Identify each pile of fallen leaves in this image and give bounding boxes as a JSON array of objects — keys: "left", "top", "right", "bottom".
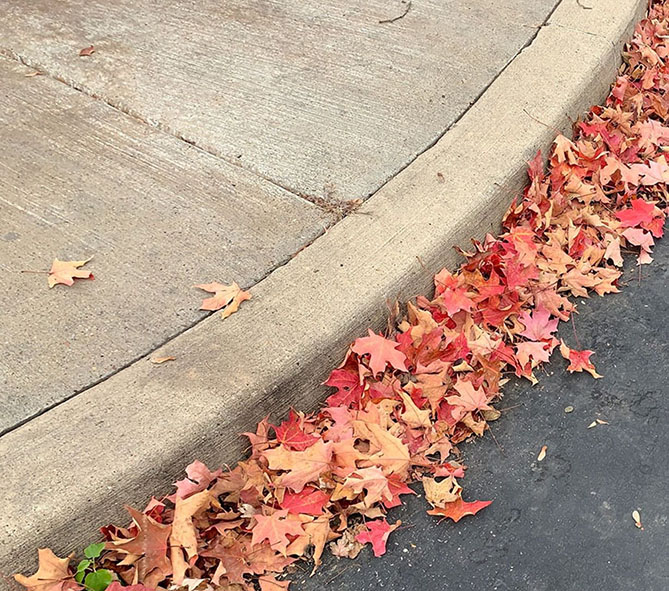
[{"left": 17, "top": 3, "right": 669, "bottom": 591}]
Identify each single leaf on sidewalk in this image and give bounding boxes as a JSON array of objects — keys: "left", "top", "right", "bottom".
[
  {"left": 151, "top": 356, "right": 175, "bottom": 364},
  {"left": 194, "top": 281, "right": 251, "bottom": 318},
  {"left": 48, "top": 257, "right": 94, "bottom": 288}
]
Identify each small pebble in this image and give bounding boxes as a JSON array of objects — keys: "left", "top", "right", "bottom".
[{"left": 564, "top": 405, "right": 574, "bottom": 413}]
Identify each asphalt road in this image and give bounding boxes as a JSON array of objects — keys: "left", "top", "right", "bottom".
[{"left": 295, "top": 230, "right": 669, "bottom": 591}]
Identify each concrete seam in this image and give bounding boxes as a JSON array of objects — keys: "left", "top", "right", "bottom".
[
  {"left": 0, "top": 0, "right": 562, "bottom": 213},
  {"left": 0, "top": 46, "right": 332, "bottom": 212}
]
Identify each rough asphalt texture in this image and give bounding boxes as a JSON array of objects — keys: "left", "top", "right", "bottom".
[{"left": 295, "top": 235, "right": 669, "bottom": 590}]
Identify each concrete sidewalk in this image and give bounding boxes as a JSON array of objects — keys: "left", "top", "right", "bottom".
[
  {"left": 1, "top": 0, "right": 555, "bottom": 436},
  {"left": 0, "top": 0, "right": 646, "bottom": 584}
]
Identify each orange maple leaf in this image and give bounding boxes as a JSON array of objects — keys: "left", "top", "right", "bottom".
[
  {"left": 342, "top": 467, "right": 393, "bottom": 507},
  {"left": 446, "top": 378, "right": 492, "bottom": 421},
  {"left": 170, "top": 490, "right": 213, "bottom": 584},
  {"left": 14, "top": 548, "right": 81, "bottom": 591},
  {"left": 194, "top": 281, "right": 251, "bottom": 318},
  {"left": 263, "top": 439, "right": 333, "bottom": 492},
  {"left": 48, "top": 257, "right": 94, "bottom": 288},
  {"left": 353, "top": 420, "right": 410, "bottom": 477},
  {"left": 427, "top": 495, "right": 492, "bottom": 523},
  {"left": 259, "top": 575, "right": 290, "bottom": 591},
  {"left": 251, "top": 510, "right": 304, "bottom": 555}
]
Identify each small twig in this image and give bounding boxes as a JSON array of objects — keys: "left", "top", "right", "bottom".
[
  {"left": 20, "top": 269, "right": 49, "bottom": 274},
  {"left": 379, "top": 0, "right": 412, "bottom": 24},
  {"left": 576, "top": 0, "right": 593, "bottom": 9},
  {"left": 570, "top": 315, "right": 583, "bottom": 350},
  {"left": 415, "top": 255, "right": 428, "bottom": 271},
  {"left": 487, "top": 423, "right": 505, "bottom": 456},
  {"left": 324, "top": 564, "right": 355, "bottom": 585},
  {"left": 498, "top": 403, "right": 523, "bottom": 412}
]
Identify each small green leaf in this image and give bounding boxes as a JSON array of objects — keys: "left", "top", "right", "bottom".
[
  {"left": 84, "top": 569, "right": 113, "bottom": 591},
  {"left": 75, "top": 571, "right": 86, "bottom": 584},
  {"left": 84, "top": 542, "right": 106, "bottom": 559},
  {"left": 76, "top": 559, "right": 91, "bottom": 573}
]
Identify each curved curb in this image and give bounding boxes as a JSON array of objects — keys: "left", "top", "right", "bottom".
[{"left": 0, "top": 0, "right": 647, "bottom": 583}]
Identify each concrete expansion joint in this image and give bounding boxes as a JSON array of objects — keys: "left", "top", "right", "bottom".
[{"left": 0, "top": 46, "right": 322, "bottom": 210}]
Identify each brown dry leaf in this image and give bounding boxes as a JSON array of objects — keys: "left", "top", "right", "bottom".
[
  {"left": 48, "top": 257, "right": 94, "bottom": 288},
  {"left": 353, "top": 420, "right": 410, "bottom": 477},
  {"left": 263, "top": 440, "right": 333, "bottom": 492},
  {"left": 24, "top": 71, "right": 42, "bottom": 77},
  {"left": 170, "top": 491, "right": 214, "bottom": 584},
  {"left": 423, "top": 476, "right": 461, "bottom": 508},
  {"left": 151, "top": 356, "right": 175, "bottom": 364},
  {"left": 329, "top": 525, "right": 365, "bottom": 559},
  {"left": 481, "top": 408, "right": 501, "bottom": 421},
  {"left": 79, "top": 45, "right": 95, "bottom": 56},
  {"left": 303, "top": 516, "right": 336, "bottom": 574}
]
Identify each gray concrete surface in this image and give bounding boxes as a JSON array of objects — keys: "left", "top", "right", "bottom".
[
  {"left": 0, "top": 55, "right": 328, "bottom": 434},
  {"left": 297, "top": 236, "right": 669, "bottom": 591},
  {"left": 0, "top": 0, "right": 646, "bottom": 583},
  {"left": 0, "top": 0, "right": 557, "bottom": 203}
]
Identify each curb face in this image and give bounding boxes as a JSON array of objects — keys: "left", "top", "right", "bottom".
[{"left": 1, "top": 0, "right": 647, "bottom": 583}]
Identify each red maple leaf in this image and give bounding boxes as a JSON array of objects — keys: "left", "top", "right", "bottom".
[
  {"left": 382, "top": 475, "right": 416, "bottom": 509},
  {"left": 616, "top": 198, "right": 657, "bottom": 227},
  {"left": 280, "top": 488, "right": 330, "bottom": 516},
  {"left": 560, "top": 340, "right": 602, "bottom": 378},
  {"left": 273, "top": 410, "right": 319, "bottom": 451},
  {"left": 436, "top": 286, "right": 473, "bottom": 316},
  {"left": 354, "top": 519, "right": 400, "bottom": 557},
  {"left": 351, "top": 329, "right": 408, "bottom": 376},
  {"left": 427, "top": 496, "right": 492, "bottom": 523},
  {"left": 323, "top": 368, "right": 364, "bottom": 408}
]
